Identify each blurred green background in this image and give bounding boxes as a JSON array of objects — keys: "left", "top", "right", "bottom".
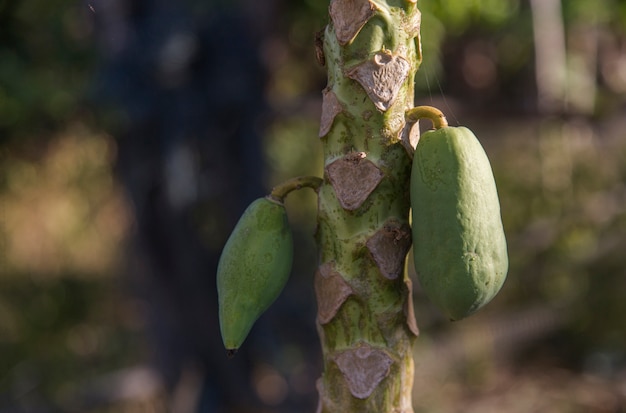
[{"left": 1, "top": 0, "right": 625, "bottom": 412}]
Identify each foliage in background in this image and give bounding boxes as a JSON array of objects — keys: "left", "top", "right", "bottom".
[
  {"left": 0, "top": 1, "right": 145, "bottom": 409},
  {"left": 0, "top": 125, "right": 129, "bottom": 276},
  {"left": 0, "top": 0, "right": 93, "bottom": 140}
]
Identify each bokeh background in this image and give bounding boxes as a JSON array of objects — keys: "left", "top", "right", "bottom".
[{"left": 1, "top": 0, "right": 625, "bottom": 412}]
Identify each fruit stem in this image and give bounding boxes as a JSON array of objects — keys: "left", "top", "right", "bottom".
[
  {"left": 405, "top": 105, "right": 448, "bottom": 129},
  {"left": 268, "top": 175, "right": 324, "bottom": 203}
]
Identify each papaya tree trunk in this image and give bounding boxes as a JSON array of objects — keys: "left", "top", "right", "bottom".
[{"left": 314, "top": 1, "right": 422, "bottom": 412}]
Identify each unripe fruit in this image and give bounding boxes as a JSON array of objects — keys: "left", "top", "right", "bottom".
[
  {"left": 217, "top": 197, "right": 293, "bottom": 353},
  {"left": 410, "top": 126, "right": 508, "bottom": 321}
]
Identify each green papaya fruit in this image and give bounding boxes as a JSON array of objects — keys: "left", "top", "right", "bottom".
[
  {"left": 410, "top": 126, "right": 508, "bottom": 321},
  {"left": 217, "top": 197, "right": 293, "bottom": 353}
]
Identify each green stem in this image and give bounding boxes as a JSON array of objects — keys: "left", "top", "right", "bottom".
[
  {"left": 405, "top": 105, "right": 448, "bottom": 129},
  {"left": 314, "top": 1, "right": 422, "bottom": 412},
  {"left": 268, "top": 175, "right": 324, "bottom": 203}
]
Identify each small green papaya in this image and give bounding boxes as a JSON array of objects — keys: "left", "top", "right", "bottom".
[
  {"left": 217, "top": 197, "right": 293, "bottom": 353},
  {"left": 410, "top": 126, "right": 508, "bottom": 321}
]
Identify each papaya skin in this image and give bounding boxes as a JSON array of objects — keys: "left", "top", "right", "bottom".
[
  {"left": 410, "top": 126, "right": 508, "bottom": 321},
  {"left": 217, "top": 197, "right": 293, "bottom": 351}
]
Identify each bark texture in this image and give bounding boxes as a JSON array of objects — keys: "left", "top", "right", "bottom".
[{"left": 315, "top": 1, "right": 422, "bottom": 412}]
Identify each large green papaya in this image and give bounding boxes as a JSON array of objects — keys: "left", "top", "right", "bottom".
[
  {"left": 217, "top": 197, "right": 293, "bottom": 354},
  {"left": 410, "top": 126, "right": 508, "bottom": 321}
]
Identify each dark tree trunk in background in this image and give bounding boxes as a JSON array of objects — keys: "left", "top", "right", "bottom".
[{"left": 90, "top": 1, "right": 280, "bottom": 411}]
